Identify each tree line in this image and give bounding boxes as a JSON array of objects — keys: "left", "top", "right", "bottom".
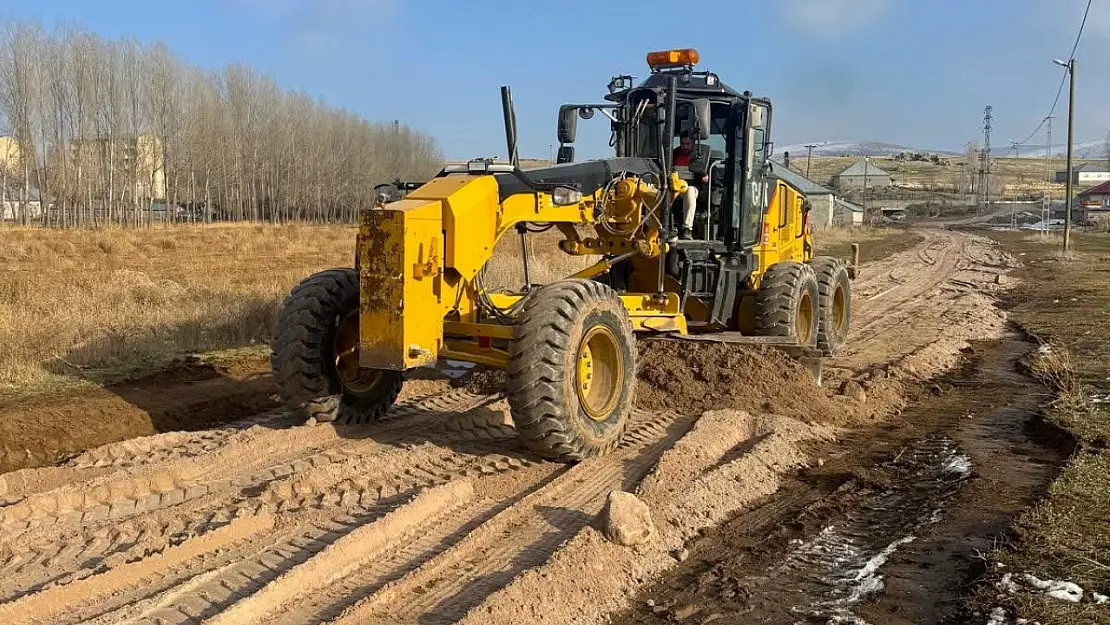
[{"left": 0, "top": 20, "right": 444, "bottom": 227}]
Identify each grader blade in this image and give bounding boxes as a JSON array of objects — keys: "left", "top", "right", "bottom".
[{"left": 644, "top": 332, "right": 827, "bottom": 387}]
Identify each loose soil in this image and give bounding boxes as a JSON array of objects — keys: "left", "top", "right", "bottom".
[
  {"left": 0, "top": 228, "right": 1028, "bottom": 625},
  {"left": 635, "top": 341, "right": 904, "bottom": 426},
  {"left": 608, "top": 332, "right": 1072, "bottom": 625}
]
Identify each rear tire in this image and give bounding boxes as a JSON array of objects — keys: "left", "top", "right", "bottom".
[
  {"left": 809, "top": 256, "right": 852, "bottom": 356},
  {"left": 506, "top": 279, "right": 636, "bottom": 463},
  {"left": 754, "top": 261, "right": 819, "bottom": 346},
  {"left": 270, "top": 268, "right": 402, "bottom": 424}
]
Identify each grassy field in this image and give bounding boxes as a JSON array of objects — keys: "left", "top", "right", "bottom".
[
  {"left": 0, "top": 224, "right": 357, "bottom": 397},
  {"left": 0, "top": 222, "right": 912, "bottom": 400},
  {"left": 977, "top": 229, "right": 1110, "bottom": 624},
  {"left": 813, "top": 225, "right": 922, "bottom": 263}
]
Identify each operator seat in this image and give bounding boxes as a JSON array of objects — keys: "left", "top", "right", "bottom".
[{"left": 670, "top": 146, "right": 723, "bottom": 241}]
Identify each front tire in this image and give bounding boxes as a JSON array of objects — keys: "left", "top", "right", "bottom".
[
  {"left": 754, "top": 261, "right": 820, "bottom": 346},
  {"left": 270, "top": 268, "right": 402, "bottom": 424},
  {"left": 506, "top": 279, "right": 636, "bottom": 463}
]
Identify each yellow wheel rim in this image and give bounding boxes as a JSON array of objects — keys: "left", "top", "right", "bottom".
[
  {"left": 576, "top": 325, "right": 624, "bottom": 422},
  {"left": 831, "top": 284, "right": 847, "bottom": 334},
  {"left": 796, "top": 290, "right": 815, "bottom": 345},
  {"left": 334, "top": 313, "right": 384, "bottom": 394}
]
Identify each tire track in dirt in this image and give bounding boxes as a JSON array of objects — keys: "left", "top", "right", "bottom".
[
  {"left": 833, "top": 229, "right": 1012, "bottom": 373},
  {"left": 0, "top": 391, "right": 517, "bottom": 604},
  {"left": 0, "top": 389, "right": 495, "bottom": 532},
  {"left": 0, "top": 512, "right": 277, "bottom": 625},
  {"left": 0, "top": 401, "right": 688, "bottom": 624},
  {"left": 206, "top": 480, "right": 477, "bottom": 625},
  {"left": 329, "top": 411, "right": 691, "bottom": 625}
]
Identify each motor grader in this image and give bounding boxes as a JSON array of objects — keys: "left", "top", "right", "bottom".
[{"left": 270, "top": 48, "right": 856, "bottom": 463}]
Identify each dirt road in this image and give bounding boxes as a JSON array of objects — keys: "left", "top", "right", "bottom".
[{"left": 0, "top": 228, "right": 1017, "bottom": 625}]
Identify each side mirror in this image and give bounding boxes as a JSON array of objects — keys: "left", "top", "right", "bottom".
[
  {"left": 557, "top": 145, "right": 575, "bottom": 164},
  {"left": 692, "top": 98, "right": 712, "bottom": 141},
  {"left": 689, "top": 144, "right": 712, "bottom": 175},
  {"left": 558, "top": 105, "right": 577, "bottom": 144}
]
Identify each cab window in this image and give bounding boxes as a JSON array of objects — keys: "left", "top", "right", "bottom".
[
  {"left": 778, "top": 185, "right": 788, "bottom": 228},
  {"left": 673, "top": 101, "right": 730, "bottom": 157}
]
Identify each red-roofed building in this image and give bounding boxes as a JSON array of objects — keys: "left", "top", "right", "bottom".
[{"left": 1078, "top": 181, "right": 1110, "bottom": 222}]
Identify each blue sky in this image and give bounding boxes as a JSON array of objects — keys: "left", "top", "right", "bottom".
[{"left": 6, "top": 0, "right": 1109, "bottom": 160}]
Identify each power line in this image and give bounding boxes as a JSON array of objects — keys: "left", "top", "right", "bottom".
[{"left": 1011, "top": 0, "right": 1092, "bottom": 150}]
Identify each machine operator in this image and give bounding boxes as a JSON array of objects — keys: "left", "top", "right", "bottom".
[{"left": 672, "top": 130, "right": 708, "bottom": 240}]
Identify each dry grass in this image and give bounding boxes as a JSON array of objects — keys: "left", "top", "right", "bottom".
[
  {"left": 991, "top": 230, "right": 1110, "bottom": 382},
  {"left": 0, "top": 223, "right": 356, "bottom": 397},
  {"left": 975, "top": 229, "right": 1110, "bottom": 624},
  {"left": 813, "top": 225, "right": 923, "bottom": 263},
  {"left": 481, "top": 228, "right": 597, "bottom": 291}
]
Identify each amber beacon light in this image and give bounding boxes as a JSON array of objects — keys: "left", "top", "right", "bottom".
[{"left": 646, "top": 48, "right": 699, "bottom": 69}]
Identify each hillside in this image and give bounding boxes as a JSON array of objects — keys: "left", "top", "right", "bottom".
[
  {"left": 782, "top": 139, "right": 1109, "bottom": 161},
  {"left": 779, "top": 142, "right": 961, "bottom": 158}
]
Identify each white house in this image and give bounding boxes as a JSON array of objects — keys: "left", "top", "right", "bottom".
[{"left": 1055, "top": 163, "right": 1110, "bottom": 186}]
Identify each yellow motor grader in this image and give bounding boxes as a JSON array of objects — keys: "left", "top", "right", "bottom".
[{"left": 270, "top": 48, "right": 856, "bottom": 463}]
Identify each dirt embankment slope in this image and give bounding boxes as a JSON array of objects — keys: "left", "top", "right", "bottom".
[{"left": 0, "top": 228, "right": 1015, "bottom": 625}]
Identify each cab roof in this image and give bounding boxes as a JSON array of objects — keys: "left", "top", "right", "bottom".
[{"left": 605, "top": 68, "right": 748, "bottom": 103}]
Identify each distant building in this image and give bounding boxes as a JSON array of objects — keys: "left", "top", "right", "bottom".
[
  {"left": 770, "top": 160, "right": 836, "bottom": 227},
  {"left": 828, "top": 158, "right": 893, "bottom": 190},
  {"left": 0, "top": 136, "right": 23, "bottom": 171},
  {"left": 834, "top": 197, "right": 865, "bottom": 226},
  {"left": 1078, "top": 181, "right": 1110, "bottom": 222},
  {"left": 68, "top": 134, "right": 166, "bottom": 201},
  {"left": 1054, "top": 163, "right": 1110, "bottom": 186},
  {"left": 770, "top": 160, "right": 862, "bottom": 227},
  {"left": 0, "top": 136, "right": 39, "bottom": 221},
  {"left": 1, "top": 186, "right": 42, "bottom": 221}
]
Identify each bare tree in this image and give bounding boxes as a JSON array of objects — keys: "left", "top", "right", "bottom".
[
  {"left": 0, "top": 21, "right": 45, "bottom": 225},
  {"left": 0, "top": 19, "right": 443, "bottom": 227}
]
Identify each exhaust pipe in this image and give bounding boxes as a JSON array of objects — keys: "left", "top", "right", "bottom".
[{"left": 500, "top": 86, "right": 520, "bottom": 168}]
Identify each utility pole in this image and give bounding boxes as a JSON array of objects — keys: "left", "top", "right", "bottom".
[
  {"left": 804, "top": 143, "right": 818, "bottom": 177},
  {"left": 864, "top": 155, "right": 871, "bottom": 224},
  {"left": 1055, "top": 58, "right": 1075, "bottom": 252}
]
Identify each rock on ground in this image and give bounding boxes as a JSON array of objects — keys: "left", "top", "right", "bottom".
[
  {"left": 840, "top": 380, "right": 868, "bottom": 403},
  {"left": 600, "top": 491, "right": 655, "bottom": 546}
]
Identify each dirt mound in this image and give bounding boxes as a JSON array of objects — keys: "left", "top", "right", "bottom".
[
  {"left": 635, "top": 341, "right": 889, "bottom": 425},
  {"left": 0, "top": 357, "right": 280, "bottom": 474},
  {"left": 442, "top": 340, "right": 906, "bottom": 428},
  {"left": 0, "top": 356, "right": 455, "bottom": 474}
]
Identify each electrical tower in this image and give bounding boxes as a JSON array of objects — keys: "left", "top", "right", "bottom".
[{"left": 977, "top": 106, "right": 993, "bottom": 214}]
